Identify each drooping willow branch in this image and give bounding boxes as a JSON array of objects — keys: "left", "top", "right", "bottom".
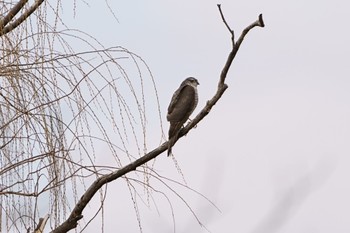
[{"left": 51, "top": 5, "right": 265, "bottom": 233}]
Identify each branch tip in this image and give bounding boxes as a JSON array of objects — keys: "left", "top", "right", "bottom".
[
  {"left": 258, "top": 14, "right": 265, "bottom": 27},
  {"left": 217, "top": 4, "right": 234, "bottom": 38}
]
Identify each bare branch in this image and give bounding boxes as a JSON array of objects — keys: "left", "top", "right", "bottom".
[
  {"left": 235, "top": 13, "right": 265, "bottom": 54},
  {"left": 51, "top": 6, "right": 264, "bottom": 233},
  {"left": 217, "top": 4, "right": 234, "bottom": 42},
  {"left": 0, "top": 0, "right": 28, "bottom": 29},
  {"left": 51, "top": 143, "right": 167, "bottom": 233},
  {"left": 0, "top": 0, "right": 45, "bottom": 36},
  {"left": 218, "top": 6, "right": 264, "bottom": 87}
]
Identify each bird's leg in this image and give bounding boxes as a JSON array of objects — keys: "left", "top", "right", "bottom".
[
  {"left": 188, "top": 118, "right": 197, "bottom": 128},
  {"left": 180, "top": 119, "right": 198, "bottom": 136},
  {"left": 179, "top": 125, "right": 186, "bottom": 135}
]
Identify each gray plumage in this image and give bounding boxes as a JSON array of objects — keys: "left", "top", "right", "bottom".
[{"left": 167, "top": 77, "right": 199, "bottom": 156}]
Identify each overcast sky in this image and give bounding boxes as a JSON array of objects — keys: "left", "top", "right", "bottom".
[{"left": 61, "top": 0, "right": 350, "bottom": 232}]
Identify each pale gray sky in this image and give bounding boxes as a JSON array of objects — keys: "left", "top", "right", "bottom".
[{"left": 61, "top": 0, "right": 350, "bottom": 232}]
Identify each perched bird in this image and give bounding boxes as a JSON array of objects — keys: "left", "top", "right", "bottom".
[{"left": 167, "top": 77, "right": 199, "bottom": 156}]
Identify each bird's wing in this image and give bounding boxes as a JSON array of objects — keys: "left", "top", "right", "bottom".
[
  {"left": 167, "top": 85, "right": 196, "bottom": 122},
  {"left": 167, "top": 86, "right": 182, "bottom": 116}
]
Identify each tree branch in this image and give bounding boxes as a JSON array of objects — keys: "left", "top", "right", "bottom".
[
  {"left": 0, "top": 0, "right": 28, "bottom": 29},
  {"left": 217, "top": 4, "right": 264, "bottom": 87},
  {"left": 51, "top": 6, "right": 264, "bottom": 233},
  {"left": 0, "top": 0, "right": 45, "bottom": 36},
  {"left": 34, "top": 214, "right": 49, "bottom": 233},
  {"left": 217, "top": 4, "right": 234, "bottom": 43}
]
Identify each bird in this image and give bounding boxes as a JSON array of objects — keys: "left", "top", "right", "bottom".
[{"left": 167, "top": 77, "right": 199, "bottom": 156}]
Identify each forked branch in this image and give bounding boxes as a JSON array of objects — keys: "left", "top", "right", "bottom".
[
  {"left": 217, "top": 4, "right": 264, "bottom": 88},
  {"left": 51, "top": 5, "right": 264, "bottom": 233}
]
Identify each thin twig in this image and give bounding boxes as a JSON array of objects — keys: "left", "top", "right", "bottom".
[
  {"left": 217, "top": 6, "right": 264, "bottom": 87},
  {"left": 217, "top": 4, "right": 234, "bottom": 42}
]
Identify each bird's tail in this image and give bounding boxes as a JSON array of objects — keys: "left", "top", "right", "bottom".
[
  {"left": 167, "top": 144, "right": 173, "bottom": 156},
  {"left": 167, "top": 124, "right": 181, "bottom": 156},
  {"left": 167, "top": 136, "right": 176, "bottom": 156}
]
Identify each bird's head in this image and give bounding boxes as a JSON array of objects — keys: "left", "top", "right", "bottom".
[{"left": 182, "top": 77, "right": 199, "bottom": 87}]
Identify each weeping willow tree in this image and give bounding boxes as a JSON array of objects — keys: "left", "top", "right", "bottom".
[
  {"left": 0, "top": 1, "right": 264, "bottom": 232},
  {"left": 0, "top": 1, "right": 163, "bottom": 232}
]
